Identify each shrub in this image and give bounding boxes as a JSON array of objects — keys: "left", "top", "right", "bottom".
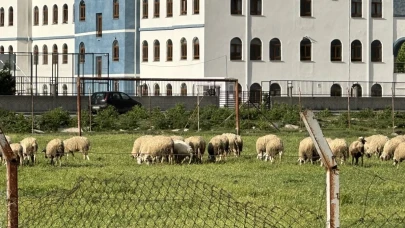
[
  {"left": 0, "top": 108, "right": 31, "bottom": 133},
  {"left": 92, "top": 106, "right": 120, "bottom": 131},
  {"left": 165, "top": 103, "right": 190, "bottom": 129},
  {"left": 70, "top": 110, "right": 91, "bottom": 131},
  {"left": 150, "top": 107, "right": 168, "bottom": 130},
  {"left": 317, "top": 109, "right": 332, "bottom": 118},
  {"left": 118, "top": 106, "right": 149, "bottom": 130},
  {"left": 37, "top": 107, "right": 71, "bottom": 132}
]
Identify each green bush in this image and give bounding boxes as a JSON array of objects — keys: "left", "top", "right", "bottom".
[
  {"left": 165, "top": 103, "right": 190, "bottom": 129},
  {"left": 70, "top": 110, "right": 91, "bottom": 130},
  {"left": 317, "top": 109, "right": 332, "bottom": 118},
  {"left": 150, "top": 107, "right": 168, "bottom": 130},
  {"left": 92, "top": 106, "right": 120, "bottom": 131},
  {"left": 0, "top": 108, "right": 31, "bottom": 133},
  {"left": 118, "top": 106, "right": 149, "bottom": 130},
  {"left": 37, "top": 107, "right": 71, "bottom": 132}
]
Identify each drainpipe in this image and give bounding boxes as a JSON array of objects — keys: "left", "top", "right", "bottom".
[
  {"left": 367, "top": 0, "right": 371, "bottom": 96},
  {"left": 245, "top": 0, "right": 250, "bottom": 92}
]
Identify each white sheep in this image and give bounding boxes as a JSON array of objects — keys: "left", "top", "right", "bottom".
[
  {"left": 217, "top": 135, "right": 230, "bottom": 156},
  {"left": 380, "top": 135, "right": 405, "bottom": 161},
  {"left": 131, "top": 135, "right": 153, "bottom": 159},
  {"left": 184, "top": 136, "right": 206, "bottom": 163},
  {"left": 9, "top": 143, "right": 23, "bottom": 166},
  {"left": 20, "top": 137, "right": 38, "bottom": 165},
  {"left": 364, "top": 134, "right": 389, "bottom": 158},
  {"left": 328, "top": 138, "right": 349, "bottom": 165},
  {"left": 207, "top": 135, "right": 225, "bottom": 162},
  {"left": 256, "top": 134, "right": 280, "bottom": 161},
  {"left": 393, "top": 142, "right": 405, "bottom": 167},
  {"left": 173, "top": 140, "right": 193, "bottom": 164},
  {"left": 349, "top": 137, "right": 366, "bottom": 166},
  {"left": 298, "top": 137, "right": 318, "bottom": 165},
  {"left": 264, "top": 136, "right": 284, "bottom": 163},
  {"left": 63, "top": 136, "right": 91, "bottom": 160},
  {"left": 222, "top": 133, "right": 239, "bottom": 157},
  {"left": 170, "top": 135, "right": 184, "bottom": 141},
  {"left": 43, "top": 138, "right": 65, "bottom": 166},
  {"left": 138, "top": 136, "right": 174, "bottom": 165}
]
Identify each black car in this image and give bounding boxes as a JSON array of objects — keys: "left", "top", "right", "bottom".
[{"left": 91, "top": 91, "right": 142, "bottom": 114}]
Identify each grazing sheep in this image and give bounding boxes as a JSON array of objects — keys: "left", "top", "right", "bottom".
[
  {"left": 184, "top": 136, "right": 206, "bottom": 163},
  {"left": 63, "top": 136, "right": 91, "bottom": 160},
  {"left": 20, "top": 137, "right": 38, "bottom": 165},
  {"left": 265, "top": 136, "right": 284, "bottom": 163},
  {"left": 256, "top": 134, "right": 279, "bottom": 160},
  {"left": 43, "top": 139, "right": 65, "bottom": 166},
  {"left": 173, "top": 140, "right": 194, "bottom": 164},
  {"left": 364, "top": 134, "right": 389, "bottom": 158},
  {"left": 9, "top": 143, "right": 23, "bottom": 165},
  {"left": 235, "top": 135, "right": 243, "bottom": 157},
  {"left": 207, "top": 135, "right": 225, "bottom": 162},
  {"left": 222, "top": 133, "right": 239, "bottom": 157},
  {"left": 393, "top": 142, "right": 405, "bottom": 167},
  {"left": 328, "top": 138, "right": 349, "bottom": 165},
  {"left": 138, "top": 136, "right": 174, "bottom": 165},
  {"left": 217, "top": 135, "right": 230, "bottom": 156},
  {"left": 298, "top": 137, "right": 319, "bottom": 165},
  {"left": 349, "top": 137, "right": 366, "bottom": 166},
  {"left": 170, "top": 135, "right": 184, "bottom": 141},
  {"left": 131, "top": 135, "right": 153, "bottom": 159},
  {"left": 380, "top": 136, "right": 405, "bottom": 161},
  {"left": 0, "top": 135, "right": 12, "bottom": 163}
]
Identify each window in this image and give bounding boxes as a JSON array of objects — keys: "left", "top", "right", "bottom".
[
  {"left": 351, "top": 84, "right": 362, "bottom": 97},
  {"left": 300, "top": 38, "right": 311, "bottom": 61},
  {"left": 230, "top": 38, "right": 242, "bottom": 60},
  {"left": 113, "top": 40, "right": 119, "bottom": 61},
  {"left": 62, "top": 84, "right": 68, "bottom": 96},
  {"left": 193, "top": 38, "right": 199, "bottom": 60},
  {"left": 270, "top": 38, "right": 281, "bottom": 61},
  {"left": 250, "top": 0, "right": 262, "bottom": 15},
  {"left": 166, "top": 84, "right": 172, "bottom": 96},
  {"left": 194, "top": 0, "right": 199, "bottom": 14},
  {"left": 96, "top": 56, "right": 102, "bottom": 77},
  {"left": 80, "top": 1, "right": 86, "bottom": 21},
  {"left": 43, "top": 85, "right": 48, "bottom": 96},
  {"left": 249, "top": 83, "right": 261, "bottom": 103},
  {"left": 352, "top": 0, "right": 362, "bottom": 17},
  {"left": 79, "top": 42, "right": 85, "bottom": 63},
  {"left": 270, "top": 83, "right": 281, "bottom": 96},
  {"left": 371, "top": 40, "right": 382, "bottom": 62},
  {"left": 63, "top": 4, "right": 68, "bottom": 23},
  {"left": 33, "top": 46, "right": 38, "bottom": 64},
  {"left": 143, "top": 0, "right": 148, "bottom": 18},
  {"left": 181, "top": 0, "right": 187, "bottom": 15},
  {"left": 371, "top": 0, "right": 382, "bottom": 18},
  {"left": 154, "top": 0, "right": 160, "bottom": 17},
  {"left": 250, "top": 38, "right": 262, "bottom": 60},
  {"left": 181, "top": 83, "right": 187, "bottom": 96},
  {"left": 53, "top": 5, "right": 58, "bottom": 24},
  {"left": 154, "top": 84, "right": 160, "bottom": 96},
  {"left": 8, "top": 7, "right": 13, "bottom": 26},
  {"left": 142, "top": 41, "right": 148, "bottom": 61},
  {"left": 43, "top": 45, "right": 48, "bottom": 65},
  {"left": 142, "top": 84, "right": 148, "bottom": 96},
  {"left": 52, "top": 44, "right": 58, "bottom": 64},
  {"left": 300, "top": 0, "right": 311, "bottom": 17},
  {"left": 8, "top": 46, "right": 13, "bottom": 54},
  {"left": 0, "top": 8, "right": 4, "bottom": 26},
  {"left": 331, "top": 39, "right": 342, "bottom": 62},
  {"left": 43, "top": 6, "right": 48, "bottom": 25},
  {"left": 154, "top": 40, "right": 160, "bottom": 61},
  {"left": 113, "top": 0, "right": 119, "bottom": 19},
  {"left": 167, "top": 0, "right": 173, "bottom": 17},
  {"left": 351, "top": 40, "right": 362, "bottom": 62},
  {"left": 0, "top": 46, "right": 3, "bottom": 54},
  {"left": 181, "top": 38, "right": 187, "bottom": 60},
  {"left": 330, "top": 84, "right": 342, "bottom": 97},
  {"left": 34, "top": 7, "right": 39, "bottom": 25},
  {"left": 231, "top": 0, "right": 242, "bottom": 15},
  {"left": 167, "top": 40, "right": 173, "bottom": 61},
  {"left": 371, "top": 84, "right": 382, "bottom": 97},
  {"left": 96, "top": 13, "right": 102, "bottom": 37},
  {"left": 62, "top": 44, "right": 68, "bottom": 64}
]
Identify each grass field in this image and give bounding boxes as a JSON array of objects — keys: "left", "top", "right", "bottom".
[{"left": 1, "top": 128, "right": 405, "bottom": 227}]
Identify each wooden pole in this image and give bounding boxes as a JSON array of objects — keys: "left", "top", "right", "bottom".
[
  {"left": 77, "top": 76, "right": 82, "bottom": 136},
  {"left": 235, "top": 80, "right": 240, "bottom": 135},
  {"left": 392, "top": 87, "right": 395, "bottom": 134}
]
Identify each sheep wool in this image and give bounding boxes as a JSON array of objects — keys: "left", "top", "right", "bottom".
[
  {"left": 170, "top": 135, "right": 184, "bottom": 141},
  {"left": 235, "top": 135, "right": 243, "bottom": 157},
  {"left": 349, "top": 137, "right": 366, "bottom": 166},
  {"left": 184, "top": 136, "right": 206, "bottom": 163},
  {"left": 364, "top": 134, "right": 389, "bottom": 158},
  {"left": 393, "top": 142, "right": 405, "bottom": 167},
  {"left": 264, "top": 136, "right": 284, "bottom": 163},
  {"left": 380, "top": 135, "right": 405, "bottom": 161},
  {"left": 44, "top": 138, "right": 65, "bottom": 166},
  {"left": 131, "top": 135, "right": 153, "bottom": 159},
  {"left": 256, "top": 134, "right": 279, "bottom": 160},
  {"left": 328, "top": 138, "right": 349, "bottom": 165},
  {"left": 173, "top": 140, "right": 193, "bottom": 164},
  {"left": 63, "top": 136, "right": 91, "bottom": 160},
  {"left": 298, "top": 137, "right": 317, "bottom": 165},
  {"left": 222, "top": 133, "right": 239, "bottom": 156},
  {"left": 20, "top": 137, "right": 38, "bottom": 165},
  {"left": 138, "top": 136, "right": 174, "bottom": 164},
  {"left": 207, "top": 135, "right": 225, "bottom": 162}
]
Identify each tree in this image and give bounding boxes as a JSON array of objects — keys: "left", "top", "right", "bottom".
[
  {"left": 396, "top": 43, "right": 405, "bottom": 73},
  {"left": 0, "top": 62, "right": 16, "bottom": 95}
]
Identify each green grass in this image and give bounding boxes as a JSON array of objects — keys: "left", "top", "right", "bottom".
[{"left": 1, "top": 129, "right": 405, "bottom": 227}]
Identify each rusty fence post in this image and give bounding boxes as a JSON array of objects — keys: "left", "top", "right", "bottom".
[
  {"left": 300, "top": 110, "right": 340, "bottom": 228},
  {"left": 0, "top": 129, "right": 18, "bottom": 228}
]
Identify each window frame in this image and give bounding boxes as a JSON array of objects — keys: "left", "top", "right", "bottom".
[
  {"left": 0, "top": 46, "right": 3, "bottom": 54},
  {"left": 113, "top": 40, "right": 119, "bottom": 61},
  {"left": 250, "top": 0, "right": 262, "bottom": 16},
  {"left": 181, "top": 38, "right": 187, "bottom": 60},
  {"left": 63, "top": 4, "right": 68, "bottom": 23},
  {"left": 96, "top": 56, "right": 102, "bottom": 77},
  {"left": 351, "top": 0, "right": 362, "bottom": 18},
  {"left": 96, "top": 13, "right": 103, "bottom": 37},
  {"left": 62, "top": 44, "right": 68, "bottom": 64},
  {"left": 250, "top": 38, "right": 262, "bottom": 61},
  {"left": 80, "top": 1, "right": 86, "bottom": 21},
  {"left": 34, "top": 7, "right": 39, "bottom": 25},
  {"left": 166, "top": 84, "right": 172, "bottom": 96},
  {"left": 154, "top": 84, "right": 160, "bottom": 96},
  {"left": 53, "top": 5, "right": 58, "bottom": 24},
  {"left": 351, "top": 40, "right": 362, "bottom": 62},
  {"left": 79, "top": 43, "right": 85, "bottom": 63},
  {"left": 33, "top": 46, "right": 38, "bottom": 64},
  {"left": 43, "top": 6, "right": 48, "bottom": 25},
  {"left": 193, "top": 38, "right": 200, "bottom": 60},
  {"left": 193, "top": 0, "right": 200, "bottom": 14},
  {"left": 142, "top": 41, "right": 148, "bottom": 62},
  {"left": 52, "top": 45, "right": 58, "bottom": 64},
  {"left": 371, "top": 40, "right": 382, "bottom": 62},
  {"left": 230, "top": 38, "right": 242, "bottom": 60},
  {"left": 143, "top": 0, "right": 148, "bottom": 18},
  {"left": 167, "top": 40, "right": 173, "bottom": 61},
  {"left": 0, "top": 8, "right": 4, "bottom": 27},
  {"left": 154, "top": 40, "right": 160, "bottom": 61},
  {"left": 113, "top": 0, "right": 119, "bottom": 19},
  {"left": 330, "top": 40, "right": 342, "bottom": 62},
  {"left": 270, "top": 38, "right": 281, "bottom": 61},
  {"left": 181, "top": 0, "right": 187, "bottom": 15},
  {"left": 231, "top": 0, "right": 242, "bottom": 15},
  {"left": 167, "top": 0, "right": 173, "bottom": 17},
  {"left": 43, "top": 45, "right": 48, "bottom": 65},
  {"left": 8, "top": 7, "right": 13, "bottom": 26},
  {"left": 371, "top": 0, "right": 382, "bottom": 18},
  {"left": 154, "top": 0, "right": 160, "bottom": 18},
  {"left": 300, "top": 0, "right": 311, "bottom": 17},
  {"left": 181, "top": 83, "right": 187, "bottom": 96},
  {"left": 300, "top": 38, "right": 312, "bottom": 61}
]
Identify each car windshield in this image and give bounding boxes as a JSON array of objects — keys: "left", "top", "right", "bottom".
[
  {"left": 91, "top": 93, "right": 106, "bottom": 103},
  {"left": 121, "top": 93, "right": 131, "bottom": 100}
]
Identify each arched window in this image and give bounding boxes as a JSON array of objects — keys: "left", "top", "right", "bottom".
[
  {"left": 79, "top": 42, "right": 85, "bottom": 63},
  {"left": 300, "top": 0, "right": 311, "bottom": 16},
  {"left": 154, "top": 40, "right": 160, "bottom": 61},
  {"left": 62, "top": 44, "right": 68, "bottom": 64},
  {"left": 181, "top": 38, "right": 187, "bottom": 60},
  {"left": 8, "top": 7, "right": 13, "bottom": 26},
  {"left": 141, "top": 84, "right": 148, "bottom": 96},
  {"left": 34, "top": 7, "right": 39, "bottom": 25},
  {"left": 113, "top": 40, "right": 119, "bottom": 61},
  {"left": 300, "top": 38, "right": 311, "bottom": 61},
  {"left": 142, "top": 41, "right": 148, "bottom": 62},
  {"left": 193, "top": 38, "right": 200, "bottom": 60},
  {"left": 270, "top": 38, "right": 281, "bottom": 61},
  {"left": 331, "top": 39, "right": 342, "bottom": 62},
  {"left": 62, "top": 84, "right": 68, "bottom": 96},
  {"left": 351, "top": 84, "right": 362, "bottom": 97},
  {"left": 371, "top": 84, "right": 382, "bottom": 97},
  {"left": 167, "top": 39, "right": 173, "bottom": 61},
  {"left": 181, "top": 0, "right": 187, "bottom": 15},
  {"left": 270, "top": 83, "right": 281, "bottom": 96},
  {"left": 52, "top": 44, "right": 58, "bottom": 64},
  {"left": 351, "top": 40, "right": 362, "bottom": 62},
  {"left": 154, "top": 0, "right": 160, "bottom": 17},
  {"left": 249, "top": 83, "right": 262, "bottom": 103},
  {"left": 231, "top": 0, "right": 242, "bottom": 15},
  {"left": 371, "top": 0, "right": 382, "bottom": 18},
  {"left": 33, "top": 46, "right": 38, "bottom": 64},
  {"left": 371, "top": 40, "right": 382, "bottom": 62},
  {"left": 8, "top": 46, "right": 13, "bottom": 54},
  {"left": 250, "top": 38, "right": 262, "bottom": 60},
  {"left": 0, "top": 8, "right": 4, "bottom": 26},
  {"left": 167, "top": 0, "right": 173, "bottom": 17},
  {"left": 43, "top": 5, "right": 48, "bottom": 25},
  {"left": 63, "top": 4, "right": 68, "bottom": 23},
  {"left": 113, "top": 0, "right": 119, "bottom": 19},
  {"left": 330, "top": 84, "right": 342, "bottom": 97},
  {"left": 352, "top": 0, "right": 362, "bottom": 17},
  {"left": 80, "top": 1, "right": 86, "bottom": 21},
  {"left": 43, "top": 45, "right": 48, "bottom": 64},
  {"left": 0, "top": 46, "right": 4, "bottom": 54},
  {"left": 194, "top": 0, "right": 200, "bottom": 14},
  {"left": 230, "top": 38, "right": 242, "bottom": 60},
  {"left": 143, "top": 0, "right": 148, "bottom": 18},
  {"left": 53, "top": 5, "right": 58, "bottom": 24},
  {"left": 166, "top": 83, "right": 172, "bottom": 96},
  {"left": 154, "top": 84, "right": 160, "bottom": 96},
  {"left": 43, "top": 84, "right": 48, "bottom": 96},
  {"left": 250, "top": 0, "right": 262, "bottom": 15},
  {"left": 181, "top": 83, "right": 187, "bottom": 96}
]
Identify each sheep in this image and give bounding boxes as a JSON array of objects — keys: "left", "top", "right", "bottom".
[
  {"left": 235, "top": 135, "right": 243, "bottom": 157},
  {"left": 173, "top": 140, "right": 194, "bottom": 164},
  {"left": 256, "top": 134, "right": 280, "bottom": 161},
  {"left": 42, "top": 139, "right": 65, "bottom": 166},
  {"left": 328, "top": 138, "right": 349, "bottom": 165},
  {"left": 9, "top": 143, "right": 23, "bottom": 166},
  {"left": 380, "top": 135, "right": 405, "bottom": 161},
  {"left": 207, "top": 135, "right": 225, "bottom": 162},
  {"left": 0, "top": 135, "right": 12, "bottom": 163},
  {"left": 364, "top": 134, "right": 389, "bottom": 158},
  {"left": 137, "top": 136, "right": 174, "bottom": 165},
  {"left": 217, "top": 135, "right": 230, "bottom": 156},
  {"left": 264, "top": 136, "right": 284, "bottom": 163},
  {"left": 170, "top": 135, "right": 184, "bottom": 141},
  {"left": 222, "top": 133, "right": 239, "bottom": 157},
  {"left": 131, "top": 135, "right": 153, "bottom": 159},
  {"left": 393, "top": 142, "right": 405, "bottom": 167},
  {"left": 20, "top": 137, "right": 38, "bottom": 165},
  {"left": 63, "top": 136, "right": 91, "bottom": 160},
  {"left": 349, "top": 137, "right": 366, "bottom": 166},
  {"left": 184, "top": 136, "right": 206, "bottom": 163},
  {"left": 298, "top": 137, "right": 319, "bottom": 165}
]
